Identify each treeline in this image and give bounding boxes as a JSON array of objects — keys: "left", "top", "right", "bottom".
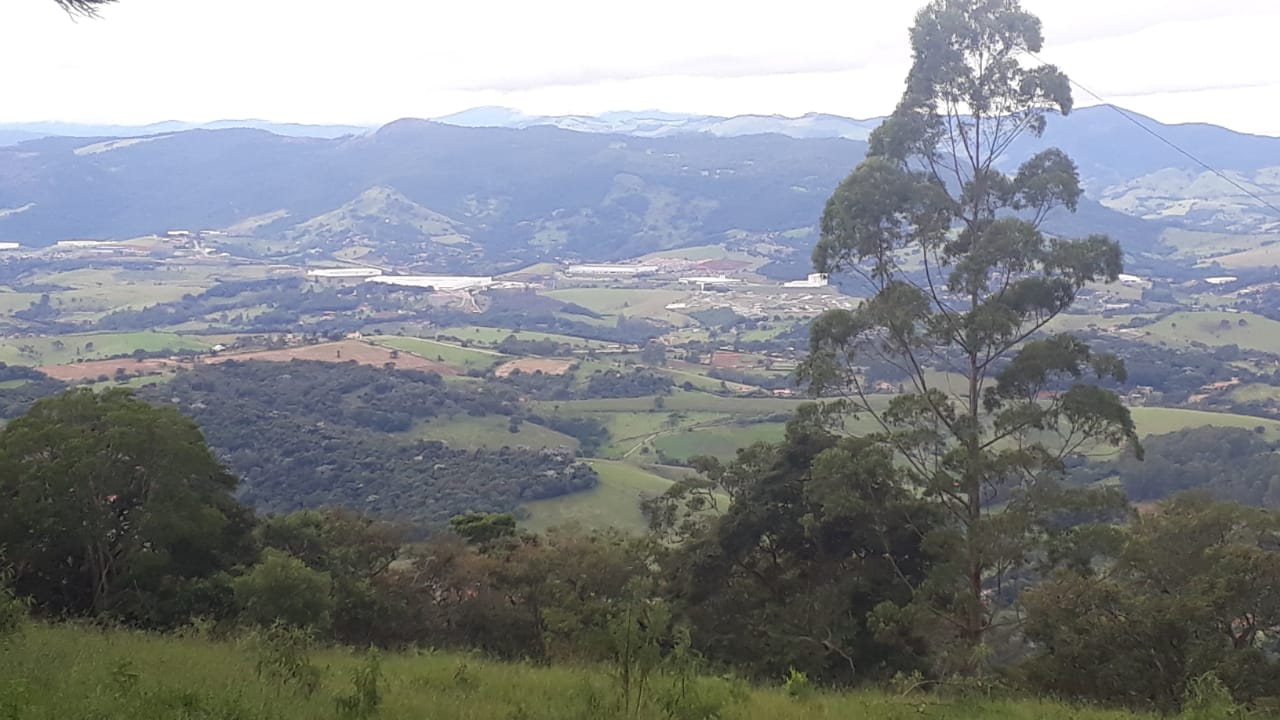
[
  {"left": 3, "top": 398, "right": 1275, "bottom": 716},
  {"left": 1079, "top": 426, "right": 1280, "bottom": 507},
  {"left": 95, "top": 278, "right": 380, "bottom": 333},
  {"left": 495, "top": 366, "right": 674, "bottom": 401},
  {"left": 0, "top": 363, "right": 67, "bottom": 418},
  {"left": 138, "top": 361, "right": 596, "bottom": 525},
  {"left": 437, "top": 308, "right": 667, "bottom": 346}
]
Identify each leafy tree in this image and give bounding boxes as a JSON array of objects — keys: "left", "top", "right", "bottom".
[
  {"left": 801, "top": 0, "right": 1138, "bottom": 665},
  {"left": 658, "top": 414, "right": 938, "bottom": 684},
  {"left": 449, "top": 512, "right": 518, "bottom": 547},
  {"left": 0, "top": 388, "right": 255, "bottom": 624},
  {"left": 234, "top": 549, "right": 334, "bottom": 631},
  {"left": 1022, "top": 493, "right": 1280, "bottom": 711},
  {"left": 257, "top": 509, "right": 409, "bottom": 644}
]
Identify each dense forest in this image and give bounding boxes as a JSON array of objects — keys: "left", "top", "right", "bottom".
[{"left": 138, "top": 361, "right": 596, "bottom": 525}]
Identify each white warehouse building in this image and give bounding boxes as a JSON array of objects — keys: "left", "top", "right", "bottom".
[
  {"left": 306, "top": 268, "right": 384, "bottom": 279},
  {"left": 783, "top": 273, "right": 830, "bottom": 289},
  {"left": 367, "top": 275, "right": 494, "bottom": 291}
]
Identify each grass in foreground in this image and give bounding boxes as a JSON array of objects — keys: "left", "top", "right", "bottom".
[{"left": 0, "top": 624, "right": 1150, "bottom": 720}]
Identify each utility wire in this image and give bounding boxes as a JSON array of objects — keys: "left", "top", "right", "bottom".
[{"left": 1022, "top": 49, "right": 1280, "bottom": 221}]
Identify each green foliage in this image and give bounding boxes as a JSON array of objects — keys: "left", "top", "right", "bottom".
[
  {"left": 0, "top": 577, "right": 26, "bottom": 641},
  {"left": 449, "top": 513, "right": 518, "bottom": 547},
  {"left": 659, "top": 419, "right": 936, "bottom": 685},
  {"left": 140, "top": 361, "right": 597, "bottom": 527},
  {"left": 802, "top": 0, "right": 1138, "bottom": 663},
  {"left": 1181, "top": 674, "right": 1245, "bottom": 720},
  {"left": 252, "top": 622, "right": 322, "bottom": 698},
  {"left": 335, "top": 649, "right": 383, "bottom": 719},
  {"left": 1091, "top": 427, "right": 1280, "bottom": 506},
  {"left": 1022, "top": 493, "right": 1280, "bottom": 712},
  {"left": 234, "top": 550, "right": 334, "bottom": 631},
  {"left": 784, "top": 668, "right": 814, "bottom": 702},
  {"left": 0, "top": 623, "right": 1156, "bottom": 720},
  {"left": 0, "top": 387, "right": 255, "bottom": 625}
]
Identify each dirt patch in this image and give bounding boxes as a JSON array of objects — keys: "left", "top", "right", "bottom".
[
  {"left": 37, "top": 358, "right": 186, "bottom": 382},
  {"left": 207, "top": 340, "right": 457, "bottom": 375},
  {"left": 494, "top": 357, "right": 577, "bottom": 377}
]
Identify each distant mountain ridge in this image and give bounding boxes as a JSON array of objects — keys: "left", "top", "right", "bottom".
[
  {"left": 0, "top": 119, "right": 371, "bottom": 146},
  {"left": 0, "top": 106, "right": 1276, "bottom": 268}
]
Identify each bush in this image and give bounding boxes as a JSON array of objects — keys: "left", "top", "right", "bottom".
[{"left": 234, "top": 550, "right": 334, "bottom": 630}]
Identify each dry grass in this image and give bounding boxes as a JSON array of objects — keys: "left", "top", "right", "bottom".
[
  {"left": 495, "top": 357, "right": 577, "bottom": 377},
  {"left": 207, "top": 340, "right": 457, "bottom": 375}
]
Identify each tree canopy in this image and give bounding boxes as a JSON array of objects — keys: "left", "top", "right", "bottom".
[
  {"left": 0, "top": 387, "right": 255, "bottom": 624},
  {"left": 801, "top": 0, "right": 1139, "bottom": 668}
]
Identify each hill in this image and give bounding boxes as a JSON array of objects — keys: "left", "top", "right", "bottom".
[
  {"left": 0, "top": 123, "right": 868, "bottom": 270},
  {"left": 5, "top": 106, "right": 1276, "bottom": 241}
]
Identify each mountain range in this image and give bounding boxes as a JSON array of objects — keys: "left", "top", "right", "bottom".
[{"left": 0, "top": 107, "right": 1277, "bottom": 271}]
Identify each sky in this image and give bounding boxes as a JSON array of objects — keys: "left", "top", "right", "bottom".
[{"left": 1, "top": 0, "right": 1276, "bottom": 135}]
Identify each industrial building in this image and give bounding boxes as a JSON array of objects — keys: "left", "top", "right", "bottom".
[
  {"left": 678, "top": 275, "right": 742, "bottom": 286},
  {"left": 783, "top": 273, "right": 830, "bottom": 289},
  {"left": 306, "top": 268, "right": 384, "bottom": 279},
  {"left": 565, "top": 264, "right": 658, "bottom": 276},
  {"left": 367, "top": 275, "right": 494, "bottom": 291}
]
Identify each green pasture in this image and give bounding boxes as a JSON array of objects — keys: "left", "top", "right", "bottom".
[
  {"left": 1130, "top": 406, "right": 1280, "bottom": 437},
  {"left": 521, "top": 459, "right": 676, "bottom": 534},
  {"left": 1133, "top": 311, "right": 1280, "bottom": 354},
  {"left": 370, "top": 335, "right": 505, "bottom": 370},
  {"left": 0, "top": 331, "right": 211, "bottom": 366}
]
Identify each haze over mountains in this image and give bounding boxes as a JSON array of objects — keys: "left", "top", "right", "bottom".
[{"left": 1, "top": 106, "right": 1277, "bottom": 271}]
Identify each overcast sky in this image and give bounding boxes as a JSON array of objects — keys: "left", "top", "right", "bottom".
[{"left": 2, "top": 0, "right": 1275, "bottom": 134}]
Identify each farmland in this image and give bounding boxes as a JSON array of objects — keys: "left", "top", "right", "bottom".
[
  {"left": 521, "top": 460, "right": 679, "bottom": 533},
  {"left": 3, "top": 240, "right": 1280, "bottom": 533},
  {"left": 495, "top": 357, "right": 577, "bottom": 377},
  {"left": 371, "top": 335, "right": 505, "bottom": 371},
  {"left": 0, "top": 331, "right": 211, "bottom": 366},
  {"left": 206, "top": 339, "right": 457, "bottom": 375}
]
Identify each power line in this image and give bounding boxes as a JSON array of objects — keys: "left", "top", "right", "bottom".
[{"left": 1021, "top": 50, "right": 1280, "bottom": 222}]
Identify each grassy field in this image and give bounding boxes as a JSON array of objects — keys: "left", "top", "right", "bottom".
[
  {"left": 403, "top": 415, "right": 579, "bottom": 451},
  {"left": 1160, "top": 228, "right": 1280, "bottom": 260},
  {"left": 1205, "top": 243, "right": 1280, "bottom": 269},
  {"left": 521, "top": 459, "right": 675, "bottom": 534},
  {"left": 1130, "top": 406, "right": 1280, "bottom": 437},
  {"left": 22, "top": 264, "right": 274, "bottom": 320},
  {"left": 432, "top": 326, "right": 616, "bottom": 350},
  {"left": 537, "top": 391, "right": 818, "bottom": 415},
  {"left": 1130, "top": 311, "right": 1280, "bottom": 354},
  {"left": 1229, "top": 384, "right": 1280, "bottom": 403},
  {"left": 370, "top": 335, "right": 506, "bottom": 371},
  {"left": 544, "top": 288, "right": 691, "bottom": 324},
  {"left": 0, "top": 331, "right": 212, "bottom": 366},
  {"left": 0, "top": 624, "right": 1151, "bottom": 720},
  {"left": 653, "top": 422, "right": 788, "bottom": 460}
]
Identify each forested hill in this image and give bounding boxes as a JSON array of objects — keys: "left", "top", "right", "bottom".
[
  {"left": 0, "top": 118, "right": 1176, "bottom": 269},
  {"left": 0, "top": 124, "right": 864, "bottom": 265},
  {"left": 136, "top": 361, "right": 598, "bottom": 527}
]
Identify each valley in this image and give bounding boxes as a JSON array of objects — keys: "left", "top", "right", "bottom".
[{"left": 2, "top": 214, "right": 1280, "bottom": 530}]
